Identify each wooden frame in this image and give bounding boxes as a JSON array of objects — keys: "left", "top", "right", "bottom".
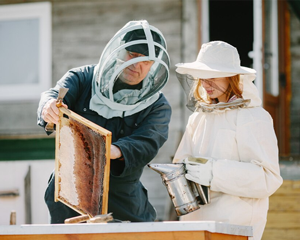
[
  {"left": 263, "top": 0, "right": 291, "bottom": 156},
  {"left": 277, "top": 0, "right": 291, "bottom": 155},
  {"left": 55, "top": 107, "right": 111, "bottom": 217}
]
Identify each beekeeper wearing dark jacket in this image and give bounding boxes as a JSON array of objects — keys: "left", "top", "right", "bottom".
[{"left": 37, "top": 20, "right": 171, "bottom": 223}]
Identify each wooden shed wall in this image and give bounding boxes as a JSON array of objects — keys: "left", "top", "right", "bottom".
[
  {"left": 0, "top": 0, "right": 185, "bottom": 140},
  {"left": 0, "top": 0, "right": 194, "bottom": 221}
]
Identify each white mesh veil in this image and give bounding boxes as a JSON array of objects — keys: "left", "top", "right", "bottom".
[
  {"left": 95, "top": 20, "right": 169, "bottom": 103},
  {"left": 90, "top": 20, "right": 170, "bottom": 118}
]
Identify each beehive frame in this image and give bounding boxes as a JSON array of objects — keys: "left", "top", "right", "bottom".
[{"left": 55, "top": 107, "right": 111, "bottom": 217}]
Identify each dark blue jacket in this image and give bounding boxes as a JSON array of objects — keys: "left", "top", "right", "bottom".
[{"left": 37, "top": 65, "right": 171, "bottom": 222}]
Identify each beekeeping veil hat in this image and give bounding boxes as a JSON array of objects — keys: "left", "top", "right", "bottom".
[
  {"left": 90, "top": 20, "right": 170, "bottom": 119},
  {"left": 175, "top": 41, "right": 261, "bottom": 111}
]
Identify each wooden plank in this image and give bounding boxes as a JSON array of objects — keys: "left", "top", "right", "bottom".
[
  {"left": 263, "top": 178, "right": 300, "bottom": 239},
  {"left": 262, "top": 228, "right": 300, "bottom": 240},
  {"left": 55, "top": 107, "right": 112, "bottom": 218},
  {"left": 24, "top": 166, "right": 32, "bottom": 224},
  {"left": 0, "top": 231, "right": 248, "bottom": 240},
  {"left": 268, "top": 195, "right": 300, "bottom": 212},
  {"left": 265, "top": 212, "right": 300, "bottom": 229},
  {"left": 272, "top": 180, "right": 300, "bottom": 195},
  {"left": 205, "top": 232, "right": 248, "bottom": 240}
]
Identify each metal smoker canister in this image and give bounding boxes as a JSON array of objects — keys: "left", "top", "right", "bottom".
[{"left": 148, "top": 163, "right": 200, "bottom": 216}]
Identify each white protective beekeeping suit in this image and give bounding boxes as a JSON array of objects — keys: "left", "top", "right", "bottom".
[
  {"left": 173, "top": 41, "right": 283, "bottom": 240},
  {"left": 90, "top": 20, "right": 170, "bottom": 119}
]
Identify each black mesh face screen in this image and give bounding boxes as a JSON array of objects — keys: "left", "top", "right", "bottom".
[
  {"left": 199, "top": 78, "right": 230, "bottom": 97},
  {"left": 176, "top": 73, "right": 232, "bottom": 111},
  {"left": 176, "top": 73, "right": 197, "bottom": 111}
]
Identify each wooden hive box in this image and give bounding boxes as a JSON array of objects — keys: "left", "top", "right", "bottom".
[{"left": 55, "top": 107, "right": 112, "bottom": 217}]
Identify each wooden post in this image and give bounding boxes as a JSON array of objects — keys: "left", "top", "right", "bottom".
[{"left": 9, "top": 211, "right": 16, "bottom": 225}]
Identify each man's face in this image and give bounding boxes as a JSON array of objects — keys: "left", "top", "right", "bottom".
[{"left": 118, "top": 51, "right": 154, "bottom": 85}]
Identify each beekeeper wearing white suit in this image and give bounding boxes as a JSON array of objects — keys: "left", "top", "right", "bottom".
[{"left": 173, "top": 41, "right": 283, "bottom": 240}]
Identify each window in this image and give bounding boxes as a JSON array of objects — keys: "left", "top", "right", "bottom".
[{"left": 0, "top": 2, "right": 51, "bottom": 101}]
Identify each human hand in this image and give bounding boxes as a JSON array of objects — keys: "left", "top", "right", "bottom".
[
  {"left": 110, "top": 145, "right": 123, "bottom": 160},
  {"left": 183, "top": 157, "right": 214, "bottom": 186},
  {"left": 42, "top": 98, "right": 68, "bottom": 124}
]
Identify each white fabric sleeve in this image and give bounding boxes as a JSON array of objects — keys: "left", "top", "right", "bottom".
[
  {"left": 210, "top": 109, "right": 283, "bottom": 198},
  {"left": 172, "top": 114, "right": 196, "bottom": 163}
]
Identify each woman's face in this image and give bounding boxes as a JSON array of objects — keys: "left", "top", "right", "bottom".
[{"left": 201, "top": 77, "right": 230, "bottom": 102}]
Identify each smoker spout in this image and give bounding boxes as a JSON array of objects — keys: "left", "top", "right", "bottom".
[{"left": 147, "top": 163, "right": 183, "bottom": 176}]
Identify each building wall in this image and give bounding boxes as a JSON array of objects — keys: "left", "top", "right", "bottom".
[
  {"left": 0, "top": 0, "right": 184, "bottom": 138},
  {"left": 0, "top": 160, "right": 54, "bottom": 225},
  {"left": 4, "top": 0, "right": 299, "bottom": 228},
  {"left": 262, "top": 161, "right": 300, "bottom": 240},
  {"left": 262, "top": 6, "right": 300, "bottom": 239},
  {"left": 0, "top": 0, "right": 198, "bottom": 223}
]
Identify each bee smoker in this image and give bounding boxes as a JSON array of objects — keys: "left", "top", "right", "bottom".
[{"left": 148, "top": 163, "right": 210, "bottom": 216}]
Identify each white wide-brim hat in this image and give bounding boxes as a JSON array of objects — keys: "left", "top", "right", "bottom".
[{"left": 176, "top": 41, "right": 256, "bottom": 81}]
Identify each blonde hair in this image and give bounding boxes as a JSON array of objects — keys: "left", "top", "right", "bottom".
[{"left": 194, "top": 75, "right": 242, "bottom": 103}]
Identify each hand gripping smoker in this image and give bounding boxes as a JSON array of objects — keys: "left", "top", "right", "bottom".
[{"left": 148, "top": 163, "right": 210, "bottom": 216}]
